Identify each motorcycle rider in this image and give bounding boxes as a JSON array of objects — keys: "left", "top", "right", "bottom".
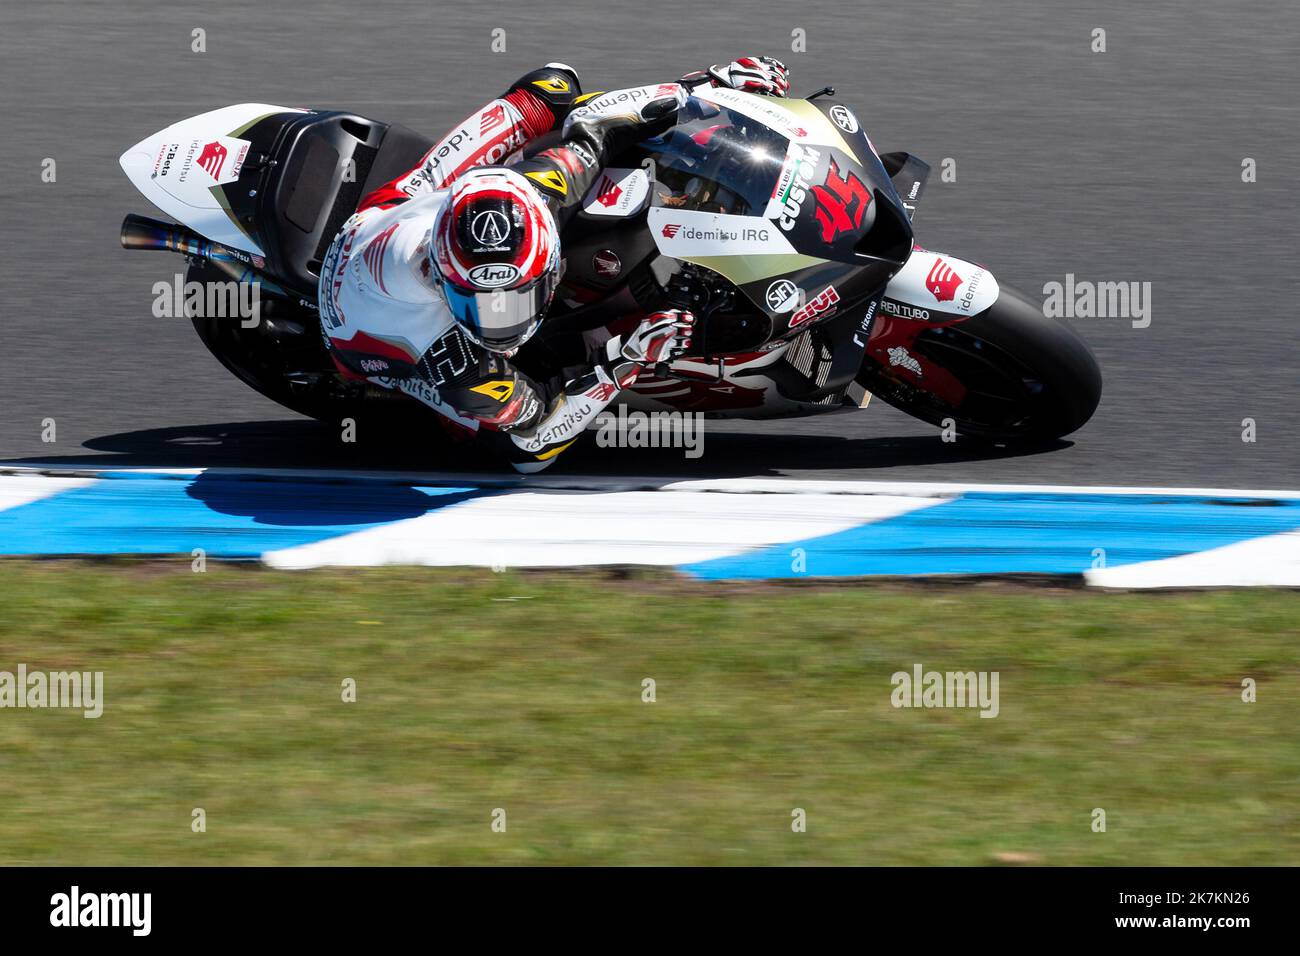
[{"left": 318, "top": 56, "right": 790, "bottom": 471}]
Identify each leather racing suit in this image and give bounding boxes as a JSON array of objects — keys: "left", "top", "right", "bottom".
[{"left": 318, "top": 58, "right": 786, "bottom": 471}]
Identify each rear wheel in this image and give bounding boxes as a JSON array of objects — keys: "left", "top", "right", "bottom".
[{"left": 858, "top": 286, "right": 1102, "bottom": 442}]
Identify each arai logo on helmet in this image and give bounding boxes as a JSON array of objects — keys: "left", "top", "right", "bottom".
[
  {"left": 765, "top": 278, "right": 801, "bottom": 313},
  {"left": 468, "top": 263, "right": 521, "bottom": 289},
  {"left": 829, "top": 105, "right": 859, "bottom": 134},
  {"left": 470, "top": 210, "right": 511, "bottom": 247}
]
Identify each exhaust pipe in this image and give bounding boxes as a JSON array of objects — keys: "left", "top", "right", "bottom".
[
  {"left": 120, "top": 213, "right": 309, "bottom": 308},
  {"left": 120, "top": 213, "right": 206, "bottom": 253},
  {"left": 120, "top": 213, "right": 265, "bottom": 286}
]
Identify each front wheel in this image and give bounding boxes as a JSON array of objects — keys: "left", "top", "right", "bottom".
[{"left": 857, "top": 286, "right": 1102, "bottom": 442}]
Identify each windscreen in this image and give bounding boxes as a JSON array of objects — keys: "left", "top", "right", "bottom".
[{"left": 642, "top": 97, "right": 789, "bottom": 216}]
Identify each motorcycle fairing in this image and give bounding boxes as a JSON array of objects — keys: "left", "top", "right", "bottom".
[
  {"left": 119, "top": 103, "right": 308, "bottom": 256},
  {"left": 882, "top": 248, "right": 1000, "bottom": 319}
]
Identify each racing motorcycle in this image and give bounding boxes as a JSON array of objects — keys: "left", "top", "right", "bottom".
[{"left": 117, "top": 87, "right": 1101, "bottom": 449}]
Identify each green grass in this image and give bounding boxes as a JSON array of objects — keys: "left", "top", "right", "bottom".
[{"left": 0, "top": 561, "right": 1296, "bottom": 865}]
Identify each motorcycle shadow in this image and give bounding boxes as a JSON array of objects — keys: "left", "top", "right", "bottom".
[{"left": 1, "top": 418, "right": 1070, "bottom": 478}]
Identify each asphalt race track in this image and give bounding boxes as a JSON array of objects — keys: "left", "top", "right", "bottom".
[{"left": 1, "top": 0, "right": 1295, "bottom": 487}]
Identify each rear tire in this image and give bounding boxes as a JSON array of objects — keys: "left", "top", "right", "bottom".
[{"left": 858, "top": 286, "right": 1102, "bottom": 442}]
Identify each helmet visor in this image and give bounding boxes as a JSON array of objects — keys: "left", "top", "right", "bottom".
[{"left": 440, "top": 268, "right": 558, "bottom": 353}]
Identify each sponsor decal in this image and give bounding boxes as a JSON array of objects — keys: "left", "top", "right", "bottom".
[
  {"left": 594, "top": 175, "right": 622, "bottom": 207},
  {"left": 320, "top": 225, "right": 361, "bottom": 330},
  {"left": 774, "top": 143, "right": 821, "bottom": 232},
  {"left": 154, "top": 142, "right": 179, "bottom": 178},
  {"left": 470, "top": 379, "right": 516, "bottom": 402},
  {"left": 852, "top": 297, "right": 880, "bottom": 348},
  {"left": 881, "top": 298, "right": 931, "bottom": 321},
  {"left": 958, "top": 267, "right": 987, "bottom": 313},
  {"left": 175, "top": 139, "right": 200, "bottom": 182},
  {"left": 524, "top": 168, "right": 568, "bottom": 196},
  {"left": 582, "top": 167, "right": 650, "bottom": 217},
  {"left": 887, "top": 345, "right": 923, "bottom": 377},
  {"left": 532, "top": 77, "right": 571, "bottom": 93},
  {"left": 649, "top": 208, "right": 795, "bottom": 258},
  {"left": 468, "top": 263, "right": 521, "bottom": 288},
  {"left": 700, "top": 86, "right": 808, "bottom": 141},
  {"left": 481, "top": 104, "right": 507, "bottom": 135},
  {"left": 422, "top": 121, "right": 526, "bottom": 187},
  {"left": 812, "top": 158, "right": 872, "bottom": 243},
  {"left": 586, "top": 381, "right": 617, "bottom": 402},
  {"left": 197, "top": 140, "right": 228, "bottom": 180},
  {"left": 659, "top": 223, "right": 771, "bottom": 244},
  {"left": 789, "top": 285, "right": 841, "bottom": 329},
  {"left": 829, "top": 104, "right": 859, "bottom": 134},
  {"left": 359, "top": 357, "right": 389, "bottom": 373},
  {"left": 361, "top": 223, "right": 400, "bottom": 295},
  {"left": 566, "top": 85, "right": 670, "bottom": 122},
  {"left": 765, "top": 278, "right": 801, "bottom": 313},
  {"left": 592, "top": 249, "right": 622, "bottom": 278},
  {"left": 523, "top": 396, "right": 601, "bottom": 449},
  {"left": 381, "top": 375, "right": 444, "bottom": 410},
  {"left": 400, "top": 169, "right": 433, "bottom": 196},
  {"left": 470, "top": 210, "right": 511, "bottom": 247},
  {"left": 926, "top": 258, "right": 963, "bottom": 302},
  {"left": 230, "top": 141, "right": 250, "bottom": 179}
]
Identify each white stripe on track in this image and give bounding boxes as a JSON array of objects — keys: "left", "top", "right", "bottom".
[
  {"left": 0, "top": 475, "right": 97, "bottom": 512},
  {"left": 263, "top": 488, "right": 943, "bottom": 570},
  {"left": 6, "top": 465, "right": 1300, "bottom": 500},
  {"left": 1085, "top": 529, "right": 1300, "bottom": 589}
]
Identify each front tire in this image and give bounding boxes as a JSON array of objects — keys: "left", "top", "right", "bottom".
[{"left": 858, "top": 286, "right": 1102, "bottom": 442}]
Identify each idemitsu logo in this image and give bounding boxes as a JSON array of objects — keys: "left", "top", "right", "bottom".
[
  {"left": 926, "top": 258, "right": 963, "bottom": 302},
  {"left": 594, "top": 175, "right": 623, "bottom": 207},
  {"left": 196, "top": 140, "right": 228, "bottom": 179},
  {"left": 50, "top": 886, "right": 151, "bottom": 936}
]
